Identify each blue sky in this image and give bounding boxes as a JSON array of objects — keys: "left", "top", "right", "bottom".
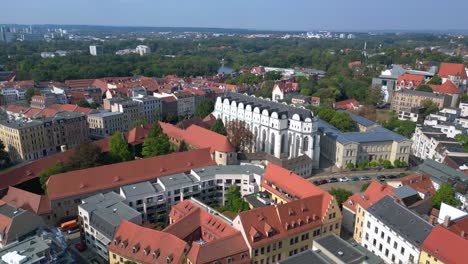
[{"left": 2, "top": 0, "right": 467, "bottom": 31}]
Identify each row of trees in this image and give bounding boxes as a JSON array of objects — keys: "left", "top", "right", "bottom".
[{"left": 346, "top": 158, "right": 408, "bottom": 171}]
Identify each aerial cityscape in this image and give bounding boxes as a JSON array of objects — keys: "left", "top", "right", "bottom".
[{"left": 1, "top": 1, "right": 468, "bottom": 264}]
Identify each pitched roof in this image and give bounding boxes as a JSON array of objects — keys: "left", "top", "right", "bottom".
[
  {"left": 334, "top": 99, "right": 360, "bottom": 110},
  {"left": 430, "top": 80, "right": 460, "bottom": 94},
  {"left": 343, "top": 181, "right": 394, "bottom": 213},
  {"left": 262, "top": 163, "right": 328, "bottom": 202},
  {"left": 397, "top": 73, "right": 425, "bottom": 86},
  {"left": 160, "top": 122, "right": 235, "bottom": 153},
  {"left": 0, "top": 138, "right": 109, "bottom": 189},
  {"left": 164, "top": 200, "right": 250, "bottom": 264},
  {"left": 125, "top": 124, "right": 152, "bottom": 145},
  {"left": 421, "top": 222, "right": 468, "bottom": 264},
  {"left": 0, "top": 186, "right": 51, "bottom": 215},
  {"left": 46, "top": 148, "right": 216, "bottom": 200},
  {"left": 108, "top": 220, "right": 188, "bottom": 264},
  {"left": 438, "top": 63, "right": 467, "bottom": 79},
  {"left": 237, "top": 194, "right": 331, "bottom": 248},
  {"left": 274, "top": 81, "right": 299, "bottom": 93},
  {"left": 387, "top": 174, "right": 436, "bottom": 196}
]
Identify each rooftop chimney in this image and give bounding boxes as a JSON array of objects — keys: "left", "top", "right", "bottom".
[{"left": 443, "top": 216, "right": 451, "bottom": 228}]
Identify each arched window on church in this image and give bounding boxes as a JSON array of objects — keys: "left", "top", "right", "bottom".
[
  {"left": 281, "top": 134, "right": 286, "bottom": 154},
  {"left": 270, "top": 133, "right": 275, "bottom": 155},
  {"left": 303, "top": 136, "right": 309, "bottom": 152},
  {"left": 261, "top": 130, "right": 266, "bottom": 152}
]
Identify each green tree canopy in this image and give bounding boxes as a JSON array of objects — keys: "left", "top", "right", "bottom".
[
  {"left": 329, "top": 112, "right": 357, "bottom": 132},
  {"left": 129, "top": 118, "right": 148, "bottom": 130},
  {"left": 0, "top": 140, "right": 11, "bottom": 169},
  {"left": 383, "top": 160, "right": 393, "bottom": 169},
  {"left": 147, "top": 122, "right": 164, "bottom": 138},
  {"left": 76, "top": 99, "right": 91, "bottom": 108},
  {"left": 416, "top": 84, "right": 433, "bottom": 92},
  {"left": 455, "top": 134, "right": 468, "bottom": 151},
  {"left": 24, "top": 88, "right": 41, "bottom": 103},
  {"left": 142, "top": 136, "right": 172, "bottom": 158},
  {"left": 194, "top": 99, "right": 215, "bottom": 118},
  {"left": 361, "top": 182, "right": 371, "bottom": 192},
  {"left": 264, "top": 71, "right": 282, "bottom": 81},
  {"left": 68, "top": 141, "right": 102, "bottom": 170},
  {"left": 225, "top": 185, "right": 250, "bottom": 212},
  {"left": 211, "top": 118, "right": 227, "bottom": 136},
  {"left": 109, "top": 131, "right": 132, "bottom": 163},
  {"left": 39, "top": 162, "right": 68, "bottom": 192},
  {"left": 178, "top": 140, "right": 189, "bottom": 152},
  {"left": 329, "top": 188, "right": 353, "bottom": 205},
  {"left": 428, "top": 75, "right": 442, "bottom": 85},
  {"left": 421, "top": 99, "right": 440, "bottom": 119},
  {"left": 431, "top": 183, "right": 461, "bottom": 209},
  {"left": 393, "top": 159, "right": 401, "bottom": 168},
  {"left": 382, "top": 117, "right": 416, "bottom": 138},
  {"left": 346, "top": 162, "right": 355, "bottom": 170}
]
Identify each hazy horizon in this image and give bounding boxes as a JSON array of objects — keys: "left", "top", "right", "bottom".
[{"left": 2, "top": 0, "right": 468, "bottom": 32}]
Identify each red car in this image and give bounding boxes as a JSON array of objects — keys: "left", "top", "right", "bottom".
[
  {"left": 318, "top": 179, "right": 328, "bottom": 185},
  {"left": 74, "top": 242, "right": 87, "bottom": 252}
]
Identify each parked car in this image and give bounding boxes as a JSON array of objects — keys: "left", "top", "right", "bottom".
[
  {"left": 328, "top": 178, "right": 338, "bottom": 183},
  {"left": 351, "top": 177, "right": 360, "bottom": 181},
  {"left": 339, "top": 177, "right": 350, "bottom": 182},
  {"left": 385, "top": 175, "right": 397, "bottom": 179},
  {"left": 360, "top": 176, "right": 371, "bottom": 181},
  {"left": 313, "top": 180, "right": 320, "bottom": 186},
  {"left": 318, "top": 179, "right": 328, "bottom": 185},
  {"left": 376, "top": 175, "right": 386, "bottom": 180},
  {"left": 74, "top": 242, "right": 87, "bottom": 252}
]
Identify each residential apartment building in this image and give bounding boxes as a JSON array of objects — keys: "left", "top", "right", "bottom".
[
  {"left": 78, "top": 192, "right": 142, "bottom": 261},
  {"left": 0, "top": 202, "right": 45, "bottom": 249},
  {"left": 361, "top": 196, "right": 433, "bottom": 264},
  {"left": 213, "top": 92, "right": 321, "bottom": 172},
  {"left": 173, "top": 90, "right": 199, "bottom": 117},
  {"left": 165, "top": 199, "right": 251, "bottom": 264},
  {"left": 89, "top": 45, "right": 103, "bottom": 56},
  {"left": 45, "top": 149, "right": 216, "bottom": 224},
  {"left": 132, "top": 95, "right": 161, "bottom": 124},
  {"left": 391, "top": 89, "right": 450, "bottom": 119},
  {"left": 460, "top": 101, "right": 468, "bottom": 117},
  {"left": 105, "top": 98, "right": 144, "bottom": 129},
  {"left": 395, "top": 74, "right": 425, "bottom": 90},
  {"left": 30, "top": 95, "right": 55, "bottom": 109},
  {"left": 87, "top": 111, "right": 126, "bottom": 138},
  {"left": 118, "top": 164, "right": 263, "bottom": 224},
  {"left": 0, "top": 111, "right": 89, "bottom": 162},
  {"left": 318, "top": 112, "right": 411, "bottom": 169},
  {"left": 108, "top": 220, "right": 189, "bottom": 264},
  {"left": 419, "top": 215, "right": 468, "bottom": 264},
  {"left": 438, "top": 62, "right": 467, "bottom": 92}
]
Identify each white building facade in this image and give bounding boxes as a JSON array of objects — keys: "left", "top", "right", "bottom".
[{"left": 213, "top": 92, "right": 320, "bottom": 168}]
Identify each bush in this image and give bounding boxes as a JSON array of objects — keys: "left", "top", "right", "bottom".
[
  {"left": 358, "top": 161, "right": 368, "bottom": 170},
  {"left": 369, "top": 160, "right": 378, "bottom": 168},
  {"left": 346, "top": 162, "right": 355, "bottom": 170},
  {"left": 383, "top": 160, "right": 393, "bottom": 169},
  {"left": 393, "top": 159, "right": 401, "bottom": 168}
]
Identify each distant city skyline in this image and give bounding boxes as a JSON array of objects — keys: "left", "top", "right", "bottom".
[{"left": 2, "top": 0, "right": 468, "bottom": 32}]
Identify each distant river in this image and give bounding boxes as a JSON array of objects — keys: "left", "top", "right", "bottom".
[{"left": 217, "top": 65, "right": 234, "bottom": 74}]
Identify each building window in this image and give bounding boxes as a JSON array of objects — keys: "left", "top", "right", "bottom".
[
  {"left": 394, "top": 242, "right": 397, "bottom": 249},
  {"left": 401, "top": 247, "right": 405, "bottom": 254}
]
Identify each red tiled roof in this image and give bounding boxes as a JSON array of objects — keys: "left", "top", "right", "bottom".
[
  {"left": 438, "top": 63, "right": 467, "bottom": 79},
  {"left": 46, "top": 148, "right": 216, "bottom": 200},
  {"left": 397, "top": 74, "right": 425, "bottom": 87},
  {"left": 430, "top": 80, "right": 460, "bottom": 94},
  {"left": 3, "top": 104, "right": 30, "bottom": 114},
  {"left": 0, "top": 186, "right": 51, "bottom": 215},
  {"left": 108, "top": 220, "right": 188, "bottom": 264},
  {"left": 343, "top": 181, "right": 394, "bottom": 213},
  {"left": 421, "top": 223, "right": 468, "bottom": 264},
  {"left": 23, "top": 108, "right": 42, "bottom": 119},
  {"left": 160, "top": 122, "right": 235, "bottom": 154},
  {"left": 334, "top": 99, "right": 360, "bottom": 110},
  {"left": 237, "top": 194, "right": 331, "bottom": 248},
  {"left": 262, "top": 163, "right": 328, "bottom": 202},
  {"left": 126, "top": 124, "right": 152, "bottom": 145},
  {"left": 387, "top": 174, "right": 436, "bottom": 196},
  {"left": 0, "top": 138, "right": 109, "bottom": 189},
  {"left": 0, "top": 214, "right": 12, "bottom": 238},
  {"left": 164, "top": 200, "right": 250, "bottom": 264},
  {"left": 273, "top": 81, "right": 299, "bottom": 93},
  {"left": 64, "top": 79, "right": 96, "bottom": 88}
]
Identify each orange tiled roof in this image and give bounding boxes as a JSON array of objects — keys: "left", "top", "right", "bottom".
[
  {"left": 430, "top": 80, "right": 460, "bottom": 94},
  {"left": 343, "top": 181, "right": 394, "bottom": 213},
  {"left": 108, "top": 220, "right": 188, "bottom": 264},
  {"left": 0, "top": 186, "right": 51, "bottom": 215},
  {"left": 438, "top": 63, "right": 467, "bottom": 79},
  {"left": 387, "top": 174, "right": 436, "bottom": 196},
  {"left": 397, "top": 74, "right": 425, "bottom": 87},
  {"left": 46, "top": 148, "right": 216, "bottom": 200},
  {"left": 334, "top": 99, "right": 360, "bottom": 109}
]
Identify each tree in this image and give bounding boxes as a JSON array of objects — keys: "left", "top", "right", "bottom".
[
  {"left": 194, "top": 99, "right": 215, "bottom": 118},
  {"left": 142, "top": 136, "right": 172, "bottom": 158},
  {"left": 416, "top": 84, "right": 433, "bottom": 92},
  {"left": 109, "top": 131, "right": 132, "bottom": 163},
  {"left": 421, "top": 99, "right": 440, "bottom": 120},
  {"left": 346, "top": 162, "right": 355, "bottom": 170},
  {"left": 255, "top": 80, "right": 274, "bottom": 98},
  {"left": 358, "top": 161, "right": 368, "bottom": 170},
  {"left": 383, "top": 160, "right": 393, "bottom": 169},
  {"left": 39, "top": 162, "right": 68, "bottom": 192},
  {"left": 431, "top": 183, "right": 461, "bottom": 209},
  {"left": 361, "top": 182, "right": 371, "bottom": 192},
  {"left": 382, "top": 117, "right": 416, "bottom": 138},
  {"left": 211, "top": 119, "right": 227, "bottom": 136},
  {"left": 400, "top": 161, "right": 408, "bottom": 167},
  {"left": 225, "top": 120, "right": 254, "bottom": 152},
  {"left": 428, "top": 75, "right": 442, "bottom": 85},
  {"left": 24, "top": 88, "right": 41, "bottom": 103},
  {"left": 455, "top": 134, "right": 468, "bottom": 151},
  {"left": 147, "top": 122, "right": 164, "bottom": 138},
  {"left": 365, "top": 85, "right": 384, "bottom": 106},
  {"left": 225, "top": 185, "right": 249, "bottom": 212},
  {"left": 369, "top": 160, "right": 378, "bottom": 168},
  {"left": 129, "top": 118, "right": 148, "bottom": 130},
  {"left": 178, "top": 140, "right": 189, "bottom": 152},
  {"left": 315, "top": 106, "right": 336, "bottom": 122},
  {"left": 264, "top": 71, "right": 282, "bottom": 81},
  {"left": 329, "top": 188, "right": 353, "bottom": 205},
  {"left": 0, "top": 140, "right": 11, "bottom": 169},
  {"left": 68, "top": 142, "right": 102, "bottom": 170},
  {"left": 329, "top": 112, "right": 357, "bottom": 132},
  {"left": 393, "top": 159, "right": 401, "bottom": 168},
  {"left": 76, "top": 99, "right": 91, "bottom": 108}
]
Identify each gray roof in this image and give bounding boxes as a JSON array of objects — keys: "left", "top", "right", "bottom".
[
  {"left": 88, "top": 111, "right": 123, "bottom": 118},
  {"left": 318, "top": 119, "right": 407, "bottom": 145},
  {"left": 278, "top": 250, "right": 331, "bottom": 264},
  {"left": 221, "top": 91, "right": 315, "bottom": 121},
  {"left": 192, "top": 165, "right": 264, "bottom": 179},
  {"left": 0, "top": 236, "right": 50, "bottom": 264},
  {"left": 80, "top": 192, "right": 141, "bottom": 240},
  {"left": 392, "top": 186, "right": 419, "bottom": 199},
  {"left": 0, "top": 119, "right": 43, "bottom": 129},
  {"left": 244, "top": 192, "right": 271, "bottom": 209},
  {"left": 418, "top": 159, "right": 468, "bottom": 186},
  {"left": 120, "top": 181, "right": 156, "bottom": 197},
  {"left": 367, "top": 196, "right": 433, "bottom": 247},
  {"left": 158, "top": 172, "right": 199, "bottom": 189},
  {"left": 339, "top": 110, "right": 375, "bottom": 127}
]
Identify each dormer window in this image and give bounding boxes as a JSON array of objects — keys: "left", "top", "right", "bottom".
[
  {"left": 143, "top": 246, "right": 150, "bottom": 256},
  {"left": 121, "top": 240, "right": 128, "bottom": 249},
  {"left": 153, "top": 248, "right": 161, "bottom": 259},
  {"left": 114, "top": 236, "right": 121, "bottom": 245},
  {"left": 167, "top": 254, "right": 174, "bottom": 264},
  {"left": 132, "top": 243, "right": 140, "bottom": 253}
]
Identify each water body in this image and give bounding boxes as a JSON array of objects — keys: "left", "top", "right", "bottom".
[{"left": 217, "top": 65, "right": 234, "bottom": 74}]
